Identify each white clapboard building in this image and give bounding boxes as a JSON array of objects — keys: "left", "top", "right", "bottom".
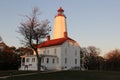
[{"left": 19, "top": 7, "right": 84, "bottom": 71}]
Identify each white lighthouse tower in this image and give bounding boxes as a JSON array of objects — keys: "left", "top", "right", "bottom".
[{"left": 53, "top": 7, "right": 67, "bottom": 39}]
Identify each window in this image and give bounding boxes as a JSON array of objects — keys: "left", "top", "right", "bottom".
[
  {"left": 75, "top": 59, "right": 77, "bottom": 64},
  {"left": 57, "top": 58, "right": 59, "bottom": 63},
  {"left": 65, "top": 66, "right": 67, "bottom": 68},
  {"left": 32, "top": 58, "right": 35, "bottom": 62},
  {"left": 75, "top": 50, "right": 77, "bottom": 56},
  {"left": 43, "top": 50, "right": 46, "bottom": 54},
  {"left": 68, "top": 42, "right": 69, "bottom": 47},
  {"left": 52, "top": 58, "right": 55, "bottom": 64},
  {"left": 80, "top": 58, "right": 83, "bottom": 64},
  {"left": 22, "top": 58, "right": 25, "bottom": 63},
  {"left": 47, "top": 50, "right": 49, "bottom": 54},
  {"left": 55, "top": 49, "right": 56, "bottom": 53},
  {"left": 26, "top": 58, "right": 29, "bottom": 62},
  {"left": 54, "top": 48, "right": 57, "bottom": 54},
  {"left": 65, "top": 48, "right": 67, "bottom": 55},
  {"left": 46, "top": 58, "right": 49, "bottom": 63},
  {"left": 65, "top": 58, "right": 67, "bottom": 64},
  {"left": 41, "top": 58, "right": 44, "bottom": 63},
  {"left": 29, "top": 64, "right": 32, "bottom": 66}
]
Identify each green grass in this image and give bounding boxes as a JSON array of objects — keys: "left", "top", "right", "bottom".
[
  {"left": 1, "top": 70, "right": 120, "bottom": 80},
  {"left": 0, "top": 70, "right": 36, "bottom": 76}
]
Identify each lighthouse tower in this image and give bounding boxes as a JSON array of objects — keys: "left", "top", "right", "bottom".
[{"left": 53, "top": 7, "right": 67, "bottom": 39}]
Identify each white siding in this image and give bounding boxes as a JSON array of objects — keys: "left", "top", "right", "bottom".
[
  {"left": 40, "top": 46, "right": 62, "bottom": 70},
  {"left": 41, "top": 56, "right": 58, "bottom": 70},
  {"left": 61, "top": 41, "right": 80, "bottom": 70},
  {"left": 19, "top": 55, "right": 37, "bottom": 70},
  {"left": 19, "top": 40, "right": 81, "bottom": 71}
]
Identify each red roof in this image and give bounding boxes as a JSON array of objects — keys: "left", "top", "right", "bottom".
[
  {"left": 57, "top": 7, "right": 64, "bottom": 12},
  {"left": 38, "top": 37, "right": 76, "bottom": 48}
]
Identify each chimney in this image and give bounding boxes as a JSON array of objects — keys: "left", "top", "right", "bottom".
[
  {"left": 47, "top": 35, "right": 50, "bottom": 41},
  {"left": 64, "top": 32, "right": 68, "bottom": 38}
]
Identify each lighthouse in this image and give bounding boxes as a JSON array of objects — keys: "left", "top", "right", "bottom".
[
  {"left": 19, "top": 7, "right": 84, "bottom": 71},
  {"left": 53, "top": 7, "right": 67, "bottom": 39}
]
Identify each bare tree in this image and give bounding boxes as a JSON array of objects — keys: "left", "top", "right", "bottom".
[
  {"left": 87, "top": 46, "right": 100, "bottom": 57},
  {"left": 81, "top": 46, "right": 101, "bottom": 70},
  {"left": 18, "top": 7, "right": 51, "bottom": 71}
]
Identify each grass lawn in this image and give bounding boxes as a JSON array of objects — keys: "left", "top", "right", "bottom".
[
  {"left": 1, "top": 70, "right": 120, "bottom": 80},
  {"left": 0, "top": 70, "right": 36, "bottom": 77}
]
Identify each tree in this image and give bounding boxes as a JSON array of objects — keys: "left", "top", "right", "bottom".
[
  {"left": 82, "top": 46, "right": 102, "bottom": 70},
  {"left": 87, "top": 46, "right": 100, "bottom": 57},
  {"left": 16, "top": 47, "right": 34, "bottom": 56},
  {"left": 80, "top": 47, "right": 88, "bottom": 69},
  {"left": 0, "top": 45, "right": 21, "bottom": 70},
  {"left": 18, "top": 7, "right": 51, "bottom": 71},
  {"left": 104, "top": 49, "right": 120, "bottom": 71}
]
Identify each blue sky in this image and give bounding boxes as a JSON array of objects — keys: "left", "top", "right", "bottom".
[{"left": 0, "top": 0, "right": 120, "bottom": 54}]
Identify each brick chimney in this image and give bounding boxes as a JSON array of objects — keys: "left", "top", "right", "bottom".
[
  {"left": 64, "top": 32, "right": 68, "bottom": 38},
  {"left": 47, "top": 35, "right": 50, "bottom": 41}
]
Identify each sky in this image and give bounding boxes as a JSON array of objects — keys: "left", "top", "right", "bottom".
[{"left": 0, "top": 0, "right": 120, "bottom": 55}]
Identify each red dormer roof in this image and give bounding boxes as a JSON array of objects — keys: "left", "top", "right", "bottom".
[{"left": 38, "top": 37, "right": 76, "bottom": 48}]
